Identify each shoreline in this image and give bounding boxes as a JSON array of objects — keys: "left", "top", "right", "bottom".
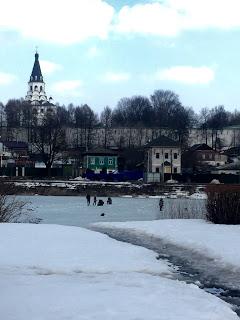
[{"left": 1, "top": 179, "right": 207, "bottom": 197}]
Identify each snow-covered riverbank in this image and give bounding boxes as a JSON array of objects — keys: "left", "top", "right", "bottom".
[
  {"left": 5, "top": 179, "right": 207, "bottom": 197},
  {"left": 0, "top": 223, "right": 238, "bottom": 320}
]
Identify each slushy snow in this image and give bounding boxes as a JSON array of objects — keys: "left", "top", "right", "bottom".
[
  {"left": 0, "top": 223, "right": 238, "bottom": 319},
  {"left": 93, "top": 219, "right": 240, "bottom": 271}
]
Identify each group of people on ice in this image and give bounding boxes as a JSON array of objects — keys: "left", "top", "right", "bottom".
[{"left": 86, "top": 194, "right": 112, "bottom": 206}]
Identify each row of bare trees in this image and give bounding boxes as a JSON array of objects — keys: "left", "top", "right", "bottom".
[{"left": 1, "top": 89, "right": 240, "bottom": 151}]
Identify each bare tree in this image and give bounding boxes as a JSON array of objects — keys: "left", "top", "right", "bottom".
[
  {"left": 207, "top": 105, "right": 229, "bottom": 149},
  {"left": 199, "top": 107, "right": 210, "bottom": 145},
  {"left": 74, "top": 104, "right": 98, "bottom": 149},
  {"left": 5, "top": 99, "right": 23, "bottom": 127},
  {"left": 33, "top": 111, "right": 66, "bottom": 175},
  {"left": 0, "top": 185, "right": 39, "bottom": 223},
  {"left": 151, "top": 90, "right": 180, "bottom": 127},
  {"left": 100, "top": 106, "right": 112, "bottom": 148},
  {"left": 112, "top": 95, "right": 153, "bottom": 128}
]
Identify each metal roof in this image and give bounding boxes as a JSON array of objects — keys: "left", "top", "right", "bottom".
[
  {"left": 145, "top": 135, "right": 180, "bottom": 148},
  {"left": 30, "top": 52, "right": 43, "bottom": 83}
]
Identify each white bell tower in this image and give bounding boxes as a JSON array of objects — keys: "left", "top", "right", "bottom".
[{"left": 25, "top": 51, "right": 48, "bottom": 104}]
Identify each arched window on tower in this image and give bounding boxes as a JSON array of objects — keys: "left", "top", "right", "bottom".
[
  {"left": 30, "top": 86, "right": 33, "bottom": 91},
  {"left": 40, "top": 86, "right": 43, "bottom": 91},
  {"left": 34, "top": 85, "right": 38, "bottom": 91}
]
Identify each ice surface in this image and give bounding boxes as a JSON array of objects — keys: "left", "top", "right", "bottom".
[{"left": 18, "top": 195, "right": 206, "bottom": 227}]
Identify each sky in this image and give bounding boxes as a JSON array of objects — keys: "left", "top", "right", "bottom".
[{"left": 1, "top": 0, "right": 240, "bottom": 113}]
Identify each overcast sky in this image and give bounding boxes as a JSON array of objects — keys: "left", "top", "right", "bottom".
[{"left": 0, "top": 0, "right": 240, "bottom": 113}]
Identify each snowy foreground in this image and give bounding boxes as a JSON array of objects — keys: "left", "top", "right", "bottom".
[
  {"left": 93, "top": 219, "right": 240, "bottom": 272},
  {"left": 0, "top": 224, "right": 238, "bottom": 320}
]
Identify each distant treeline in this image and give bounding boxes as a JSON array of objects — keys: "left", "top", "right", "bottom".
[{"left": 1, "top": 89, "right": 240, "bottom": 141}]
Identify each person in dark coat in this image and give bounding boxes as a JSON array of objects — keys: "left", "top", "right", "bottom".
[
  {"left": 93, "top": 196, "right": 97, "bottom": 206},
  {"left": 107, "top": 197, "right": 112, "bottom": 205},
  {"left": 159, "top": 198, "right": 164, "bottom": 211},
  {"left": 86, "top": 194, "right": 91, "bottom": 206},
  {"left": 97, "top": 199, "right": 104, "bottom": 206}
]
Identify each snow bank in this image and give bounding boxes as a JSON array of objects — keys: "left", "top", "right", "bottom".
[
  {"left": 0, "top": 223, "right": 169, "bottom": 275},
  {"left": 93, "top": 219, "right": 240, "bottom": 271},
  {"left": 166, "top": 179, "right": 178, "bottom": 184},
  {"left": 189, "top": 192, "right": 207, "bottom": 200},
  {"left": 0, "top": 224, "right": 238, "bottom": 320}
]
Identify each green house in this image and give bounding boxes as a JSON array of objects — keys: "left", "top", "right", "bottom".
[{"left": 83, "top": 148, "right": 118, "bottom": 173}]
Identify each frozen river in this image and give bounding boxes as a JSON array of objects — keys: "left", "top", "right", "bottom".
[{"left": 20, "top": 195, "right": 206, "bottom": 227}]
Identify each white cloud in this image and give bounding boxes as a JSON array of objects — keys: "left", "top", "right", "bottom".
[
  {"left": 102, "top": 72, "right": 131, "bottom": 82},
  {"left": 156, "top": 66, "right": 215, "bottom": 84},
  {"left": 51, "top": 80, "right": 83, "bottom": 97},
  {"left": 40, "top": 60, "right": 62, "bottom": 75},
  {"left": 87, "top": 46, "right": 100, "bottom": 58},
  {"left": 1, "top": 1, "right": 239, "bottom": 45},
  {"left": 0, "top": 72, "right": 16, "bottom": 85},
  {"left": 115, "top": 0, "right": 240, "bottom": 37},
  {"left": 168, "top": 0, "right": 240, "bottom": 30},
  {"left": 115, "top": 3, "right": 181, "bottom": 36},
  {"left": 0, "top": 0, "right": 114, "bottom": 44}
]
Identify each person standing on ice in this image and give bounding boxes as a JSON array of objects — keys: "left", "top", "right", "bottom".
[
  {"left": 107, "top": 197, "right": 112, "bottom": 205},
  {"left": 159, "top": 198, "right": 164, "bottom": 211},
  {"left": 93, "top": 196, "right": 97, "bottom": 206},
  {"left": 86, "top": 194, "right": 91, "bottom": 206}
]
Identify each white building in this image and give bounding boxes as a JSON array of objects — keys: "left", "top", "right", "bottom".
[
  {"left": 25, "top": 51, "right": 55, "bottom": 122},
  {"left": 144, "top": 136, "right": 181, "bottom": 182},
  {"left": 0, "top": 142, "right": 13, "bottom": 167}
]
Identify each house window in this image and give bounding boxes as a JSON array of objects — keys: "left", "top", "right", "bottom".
[
  {"left": 90, "top": 157, "right": 95, "bottom": 165},
  {"left": 173, "top": 167, "right": 178, "bottom": 173},
  {"left": 165, "top": 153, "right": 169, "bottom": 159},
  {"left": 202, "top": 154, "right": 206, "bottom": 160},
  {"left": 99, "top": 158, "right": 104, "bottom": 165},
  {"left": 108, "top": 158, "right": 113, "bottom": 165},
  {"left": 156, "top": 153, "right": 160, "bottom": 159},
  {"left": 156, "top": 167, "right": 160, "bottom": 173},
  {"left": 174, "top": 153, "right": 178, "bottom": 159}
]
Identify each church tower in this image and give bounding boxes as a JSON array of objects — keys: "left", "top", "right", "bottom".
[
  {"left": 26, "top": 51, "right": 48, "bottom": 104},
  {"left": 25, "top": 51, "right": 55, "bottom": 121}
]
